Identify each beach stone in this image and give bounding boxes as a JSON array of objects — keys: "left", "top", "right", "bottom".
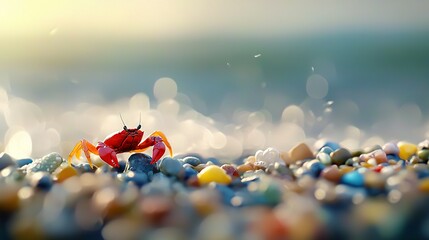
[
  {"left": 317, "top": 152, "right": 332, "bottom": 165},
  {"left": 288, "top": 143, "right": 314, "bottom": 163},
  {"left": 197, "top": 165, "right": 231, "bottom": 185},
  {"left": 26, "top": 152, "right": 63, "bottom": 174},
  {"left": 330, "top": 148, "right": 352, "bottom": 165},
  {"left": 0, "top": 152, "right": 17, "bottom": 170},
  {"left": 159, "top": 157, "right": 185, "bottom": 177},
  {"left": 318, "top": 141, "right": 341, "bottom": 151},
  {"left": 127, "top": 153, "right": 155, "bottom": 174},
  {"left": 184, "top": 166, "right": 198, "bottom": 180},
  {"left": 125, "top": 171, "right": 148, "bottom": 187},
  {"left": 255, "top": 147, "right": 284, "bottom": 165},
  {"left": 397, "top": 141, "right": 417, "bottom": 160},
  {"left": 221, "top": 164, "right": 240, "bottom": 178},
  {"left": 319, "top": 146, "right": 334, "bottom": 155},
  {"left": 182, "top": 156, "right": 201, "bottom": 167},
  {"left": 341, "top": 171, "right": 364, "bottom": 187},
  {"left": 383, "top": 142, "right": 400, "bottom": 155},
  {"left": 237, "top": 163, "right": 254, "bottom": 175},
  {"left": 30, "top": 172, "right": 53, "bottom": 190},
  {"left": 417, "top": 150, "right": 429, "bottom": 162},
  {"left": 16, "top": 158, "right": 33, "bottom": 168},
  {"left": 321, "top": 165, "right": 341, "bottom": 183},
  {"left": 55, "top": 166, "right": 78, "bottom": 183}
]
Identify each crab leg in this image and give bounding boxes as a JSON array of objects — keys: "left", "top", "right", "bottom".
[
  {"left": 134, "top": 131, "right": 173, "bottom": 164},
  {"left": 96, "top": 142, "right": 120, "bottom": 168},
  {"left": 68, "top": 139, "right": 98, "bottom": 168}
]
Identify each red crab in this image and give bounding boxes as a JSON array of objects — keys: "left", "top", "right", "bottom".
[{"left": 68, "top": 116, "right": 173, "bottom": 168}]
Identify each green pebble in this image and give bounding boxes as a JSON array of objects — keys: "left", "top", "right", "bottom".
[
  {"left": 330, "top": 148, "right": 352, "bottom": 166},
  {"left": 417, "top": 150, "right": 429, "bottom": 161},
  {"left": 26, "top": 152, "right": 64, "bottom": 174}
]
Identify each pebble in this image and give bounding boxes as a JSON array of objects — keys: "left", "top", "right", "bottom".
[
  {"left": 341, "top": 171, "right": 364, "bottom": 187},
  {"left": 197, "top": 165, "right": 232, "bottom": 185},
  {"left": 30, "top": 172, "right": 53, "bottom": 190},
  {"left": 16, "top": 158, "right": 33, "bottom": 168},
  {"left": 317, "top": 141, "right": 341, "bottom": 151},
  {"left": 124, "top": 171, "right": 148, "bottom": 187},
  {"left": 330, "top": 148, "right": 352, "bottom": 165},
  {"left": 255, "top": 147, "right": 284, "bottom": 165},
  {"left": 317, "top": 152, "right": 332, "bottom": 165},
  {"left": 288, "top": 143, "right": 314, "bottom": 163},
  {"left": 321, "top": 165, "right": 341, "bottom": 183},
  {"left": 159, "top": 157, "right": 185, "bottom": 178},
  {"left": 127, "top": 153, "right": 156, "bottom": 174},
  {"left": 383, "top": 142, "right": 400, "bottom": 155},
  {"left": 397, "top": 141, "right": 417, "bottom": 160},
  {"left": 54, "top": 166, "right": 78, "bottom": 183},
  {"left": 237, "top": 163, "right": 254, "bottom": 175},
  {"left": 25, "top": 152, "right": 63, "bottom": 174},
  {"left": 417, "top": 150, "right": 429, "bottom": 162},
  {"left": 0, "top": 152, "right": 17, "bottom": 170},
  {"left": 182, "top": 156, "right": 201, "bottom": 166},
  {"left": 221, "top": 164, "right": 240, "bottom": 178}
]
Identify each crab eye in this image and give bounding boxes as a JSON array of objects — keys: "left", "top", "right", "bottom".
[
  {"left": 123, "top": 126, "right": 128, "bottom": 131},
  {"left": 137, "top": 124, "right": 141, "bottom": 130}
]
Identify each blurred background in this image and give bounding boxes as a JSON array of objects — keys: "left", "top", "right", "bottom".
[{"left": 1, "top": 1, "right": 429, "bottom": 162}]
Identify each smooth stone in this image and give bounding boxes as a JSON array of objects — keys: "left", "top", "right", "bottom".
[
  {"left": 237, "top": 163, "right": 254, "bottom": 175},
  {"left": 55, "top": 166, "right": 78, "bottom": 183},
  {"left": 26, "top": 152, "right": 63, "bottom": 174},
  {"left": 30, "top": 172, "right": 53, "bottom": 190},
  {"left": 364, "top": 145, "right": 382, "bottom": 153},
  {"left": 0, "top": 152, "right": 17, "bottom": 170},
  {"left": 266, "top": 162, "right": 294, "bottom": 179},
  {"left": 194, "top": 164, "right": 206, "bottom": 172},
  {"left": 409, "top": 156, "right": 425, "bottom": 165},
  {"left": 319, "top": 146, "right": 334, "bottom": 155},
  {"left": 184, "top": 167, "right": 198, "bottom": 180},
  {"left": 125, "top": 171, "right": 148, "bottom": 187},
  {"left": 206, "top": 157, "right": 221, "bottom": 166},
  {"left": 397, "top": 141, "right": 417, "bottom": 160},
  {"left": 307, "top": 160, "right": 325, "bottom": 177},
  {"left": 221, "top": 164, "right": 240, "bottom": 178},
  {"left": 288, "top": 143, "right": 314, "bottom": 163},
  {"left": 383, "top": 142, "right": 400, "bottom": 155},
  {"left": 16, "top": 158, "right": 33, "bottom": 168},
  {"left": 197, "top": 165, "right": 232, "bottom": 185},
  {"left": 127, "top": 153, "right": 156, "bottom": 175},
  {"left": 317, "top": 141, "right": 341, "bottom": 151},
  {"left": 317, "top": 152, "right": 332, "bottom": 165},
  {"left": 211, "top": 184, "right": 236, "bottom": 205},
  {"left": 341, "top": 171, "right": 364, "bottom": 187},
  {"left": 417, "top": 150, "right": 429, "bottom": 162},
  {"left": 182, "top": 156, "right": 201, "bottom": 167},
  {"left": 330, "top": 148, "right": 352, "bottom": 165},
  {"left": 321, "top": 165, "right": 341, "bottom": 183},
  {"left": 159, "top": 157, "right": 185, "bottom": 177},
  {"left": 255, "top": 147, "right": 283, "bottom": 165}
]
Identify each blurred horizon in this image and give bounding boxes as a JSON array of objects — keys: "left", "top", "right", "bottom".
[{"left": 1, "top": 1, "right": 429, "bottom": 161}]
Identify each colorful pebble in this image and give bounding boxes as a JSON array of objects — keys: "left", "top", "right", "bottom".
[{"left": 197, "top": 165, "right": 232, "bottom": 185}]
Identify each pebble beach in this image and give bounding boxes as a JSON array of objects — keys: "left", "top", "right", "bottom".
[{"left": 1, "top": 139, "right": 429, "bottom": 240}]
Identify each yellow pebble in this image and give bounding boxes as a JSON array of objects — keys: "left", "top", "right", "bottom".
[
  {"left": 419, "top": 178, "right": 429, "bottom": 193},
  {"left": 360, "top": 162, "right": 374, "bottom": 168},
  {"left": 397, "top": 141, "right": 417, "bottom": 160},
  {"left": 55, "top": 166, "right": 78, "bottom": 183},
  {"left": 197, "top": 165, "right": 232, "bottom": 185}
]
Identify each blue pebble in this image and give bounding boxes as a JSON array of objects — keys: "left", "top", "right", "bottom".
[
  {"left": 125, "top": 171, "right": 148, "bottom": 187},
  {"left": 182, "top": 156, "right": 201, "bottom": 166},
  {"left": 308, "top": 162, "right": 325, "bottom": 177},
  {"left": 32, "top": 173, "right": 53, "bottom": 190},
  {"left": 319, "top": 141, "right": 341, "bottom": 152},
  {"left": 387, "top": 154, "right": 400, "bottom": 161},
  {"left": 341, "top": 171, "right": 364, "bottom": 187},
  {"left": 415, "top": 169, "right": 429, "bottom": 179},
  {"left": 159, "top": 157, "right": 185, "bottom": 177},
  {"left": 398, "top": 160, "right": 407, "bottom": 168},
  {"left": 77, "top": 163, "right": 97, "bottom": 173},
  {"left": 0, "top": 152, "right": 17, "bottom": 170},
  {"left": 127, "top": 153, "right": 156, "bottom": 174},
  {"left": 184, "top": 167, "right": 197, "bottom": 180},
  {"left": 320, "top": 146, "right": 334, "bottom": 155},
  {"left": 206, "top": 157, "right": 221, "bottom": 166},
  {"left": 16, "top": 158, "right": 33, "bottom": 168}
]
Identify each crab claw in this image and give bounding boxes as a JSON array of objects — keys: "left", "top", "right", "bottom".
[
  {"left": 97, "top": 142, "right": 119, "bottom": 168},
  {"left": 150, "top": 142, "right": 166, "bottom": 164}
]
